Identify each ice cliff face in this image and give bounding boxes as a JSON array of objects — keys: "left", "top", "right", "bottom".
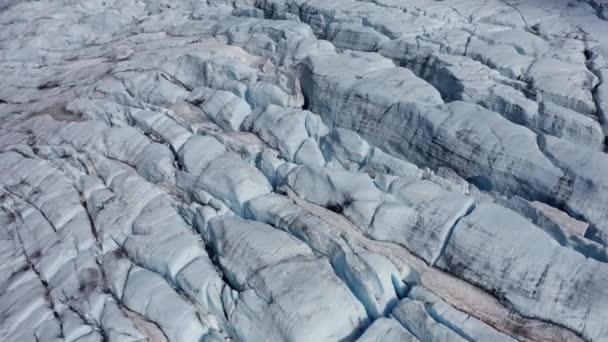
[{"left": 1, "top": 0, "right": 607, "bottom": 341}]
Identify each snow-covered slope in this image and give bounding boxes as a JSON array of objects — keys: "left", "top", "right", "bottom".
[{"left": 1, "top": 0, "right": 607, "bottom": 341}]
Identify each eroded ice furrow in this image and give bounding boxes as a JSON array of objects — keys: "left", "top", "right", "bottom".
[
  {"left": 436, "top": 202, "right": 608, "bottom": 341},
  {"left": 1, "top": 196, "right": 67, "bottom": 340},
  {"left": 585, "top": 0, "right": 608, "bottom": 21},
  {"left": 249, "top": 0, "right": 607, "bottom": 150},
  {"left": 269, "top": 150, "right": 605, "bottom": 341},
  {"left": 271, "top": 188, "right": 583, "bottom": 342},
  {"left": 297, "top": 48, "right": 608, "bottom": 248},
  {"left": 203, "top": 215, "right": 369, "bottom": 341},
  {"left": 585, "top": 43, "right": 608, "bottom": 145}
]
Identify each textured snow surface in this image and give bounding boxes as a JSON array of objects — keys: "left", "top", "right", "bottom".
[{"left": 1, "top": 0, "right": 608, "bottom": 341}]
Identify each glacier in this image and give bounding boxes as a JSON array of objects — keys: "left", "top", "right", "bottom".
[{"left": 0, "top": 0, "right": 608, "bottom": 341}]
